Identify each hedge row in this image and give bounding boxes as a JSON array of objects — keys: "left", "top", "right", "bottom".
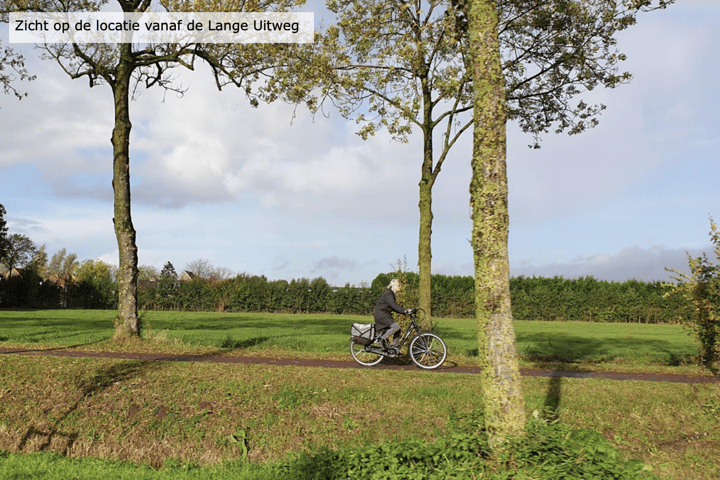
[
  {"left": 1, "top": 270, "right": 693, "bottom": 324},
  {"left": 138, "top": 273, "right": 692, "bottom": 324},
  {"left": 510, "top": 276, "right": 691, "bottom": 324},
  {"left": 138, "top": 275, "right": 380, "bottom": 315},
  {"left": 0, "top": 270, "right": 116, "bottom": 309}
]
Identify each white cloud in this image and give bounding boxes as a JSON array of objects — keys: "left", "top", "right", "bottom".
[
  {"left": 5, "top": 203, "right": 116, "bottom": 263},
  {"left": 1, "top": 1, "right": 716, "bottom": 288},
  {"left": 0, "top": 55, "right": 113, "bottom": 174},
  {"left": 511, "top": 245, "right": 708, "bottom": 283},
  {"left": 81, "top": 62, "right": 420, "bottom": 217}
]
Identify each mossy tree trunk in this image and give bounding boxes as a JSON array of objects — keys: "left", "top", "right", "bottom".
[
  {"left": 418, "top": 170, "right": 433, "bottom": 328},
  {"left": 417, "top": 82, "right": 435, "bottom": 328},
  {"left": 111, "top": 47, "right": 140, "bottom": 338},
  {"left": 468, "top": 0, "right": 525, "bottom": 448}
]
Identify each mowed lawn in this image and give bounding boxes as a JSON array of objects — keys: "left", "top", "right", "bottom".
[{"left": 0, "top": 309, "right": 701, "bottom": 371}]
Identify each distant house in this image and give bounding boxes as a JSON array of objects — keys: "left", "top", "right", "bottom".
[
  {"left": 4, "top": 267, "right": 26, "bottom": 279},
  {"left": 138, "top": 272, "right": 195, "bottom": 291},
  {"left": 178, "top": 271, "right": 196, "bottom": 282},
  {"left": 46, "top": 274, "right": 67, "bottom": 288}
]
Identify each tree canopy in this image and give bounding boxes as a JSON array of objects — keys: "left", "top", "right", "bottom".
[
  {"left": 269, "top": 0, "right": 476, "bottom": 323},
  {"left": 0, "top": 233, "right": 37, "bottom": 271},
  {"left": 48, "top": 247, "right": 79, "bottom": 279},
  {"left": 160, "top": 261, "right": 178, "bottom": 279},
  {"left": 497, "top": 0, "right": 675, "bottom": 147}
]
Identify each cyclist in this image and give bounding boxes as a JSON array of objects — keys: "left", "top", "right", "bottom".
[{"left": 373, "top": 279, "right": 413, "bottom": 350}]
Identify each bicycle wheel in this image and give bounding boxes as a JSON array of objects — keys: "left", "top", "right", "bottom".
[
  {"left": 409, "top": 333, "right": 447, "bottom": 369},
  {"left": 350, "top": 338, "right": 383, "bottom": 366}
]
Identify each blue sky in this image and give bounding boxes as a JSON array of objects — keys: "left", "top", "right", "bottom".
[{"left": 1, "top": 0, "right": 718, "bottom": 286}]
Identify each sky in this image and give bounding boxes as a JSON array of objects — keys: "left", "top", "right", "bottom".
[{"left": 1, "top": 0, "right": 718, "bottom": 287}]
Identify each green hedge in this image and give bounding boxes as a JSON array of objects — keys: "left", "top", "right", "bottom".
[
  {"left": 0, "top": 271, "right": 117, "bottom": 309},
  {"left": 510, "top": 276, "right": 691, "bottom": 324},
  {"left": 135, "top": 273, "right": 691, "bottom": 324},
  {"left": 2, "top": 269, "right": 692, "bottom": 324}
]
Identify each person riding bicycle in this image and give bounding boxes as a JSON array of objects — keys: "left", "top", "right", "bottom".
[{"left": 373, "top": 279, "right": 414, "bottom": 350}]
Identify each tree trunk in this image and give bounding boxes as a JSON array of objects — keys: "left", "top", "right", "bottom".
[
  {"left": 468, "top": 0, "right": 525, "bottom": 448},
  {"left": 417, "top": 148, "right": 433, "bottom": 329},
  {"left": 417, "top": 81, "right": 434, "bottom": 330},
  {"left": 111, "top": 52, "right": 140, "bottom": 338}
]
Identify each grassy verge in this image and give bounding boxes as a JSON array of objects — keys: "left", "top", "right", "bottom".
[{"left": 0, "top": 353, "right": 718, "bottom": 479}]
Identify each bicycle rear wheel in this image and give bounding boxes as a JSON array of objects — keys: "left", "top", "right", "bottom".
[
  {"left": 409, "top": 333, "right": 447, "bottom": 369},
  {"left": 350, "top": 338, "right": 383, "bottom": 366}
]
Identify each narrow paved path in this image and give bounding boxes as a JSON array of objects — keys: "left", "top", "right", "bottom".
[{"left": 1, "top": 347, "right": 717, "bottom": 384}]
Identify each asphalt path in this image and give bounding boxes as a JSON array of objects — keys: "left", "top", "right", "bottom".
[{"left": 0, "top": 347, "right": 717, "bottom": 384}]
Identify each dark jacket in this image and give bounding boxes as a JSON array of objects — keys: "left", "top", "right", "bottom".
[{"left": 373, "top": 288, "right": 406, "bottom": 329}]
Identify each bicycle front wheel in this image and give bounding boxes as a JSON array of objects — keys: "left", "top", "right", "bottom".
[
  {"left": 409, "top": 333, "right": 447, "bottom": 369},
  {"left": 350, "top": 338, "right": 383, "bottom": 366}
]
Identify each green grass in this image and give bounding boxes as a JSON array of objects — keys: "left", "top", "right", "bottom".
[
  {"left": 0, "top": 354, "right": 717, "bottom": 479},
  {"left": 0, "top": 310, "right": 115, "bottom": 346},
  {"left": 514, "top": 321, "right": 700, "bottom": 369},
  {"left": 0, "top": 309, "right": 717, "bottom": 479},
  {"left": 0, "top": 451, "right": 268, "bottom": 479},
  {"left": 0, "top": 309, "right": 703, "bottom": 373}
]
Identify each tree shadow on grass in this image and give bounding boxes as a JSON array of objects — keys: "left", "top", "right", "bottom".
[
  {"left": 217, "top": 336, "right": 271, "bottom": 349},
  {"left": 544, "top": 372, "right": 563, "bottom": 422},
  {"left": 0, "top": 337, "right": 111, "bottom": 355},
  {"left": 17, "top": 359, "right": 153, "bottom": 455},
  {"left": 165, "top": 316, "right": 358, "bottom": 336},
  {"left": 516, "top": 331, "right": 696, "bottom": 368}
]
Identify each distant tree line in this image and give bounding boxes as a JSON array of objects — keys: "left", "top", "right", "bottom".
[
  {"left": 372, "top": 272, "right": 692, "bottom": 324},
  {"left": 132, "top": 272, "right": 691, "bottom": 324},
  {"left": 0, "top": 263, "right": 694, "bottom": 324}
]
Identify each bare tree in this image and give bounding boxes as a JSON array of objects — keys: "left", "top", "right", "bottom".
[
  {"left": 185, "top": 258, "right": 214, "bottom": 279},
  {"left": 184, "top": 258, "right": 234, "bottom": 280}
]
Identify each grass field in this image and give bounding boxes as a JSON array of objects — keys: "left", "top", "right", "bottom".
[
  {"left": 0, "top": 309, "right": 704, "bottom": 373},
  {"left": 0, "top": 309, "right": 718, "bottom": 479}
]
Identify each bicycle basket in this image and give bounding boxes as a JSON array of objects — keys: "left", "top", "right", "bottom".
[{"left": 351, "top": 323, "right": 374, "bottom": 346}]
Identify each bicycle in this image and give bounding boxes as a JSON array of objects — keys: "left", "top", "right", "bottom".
[{"left": 349, "top": 308, "right": 447, "bottom": 369}]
